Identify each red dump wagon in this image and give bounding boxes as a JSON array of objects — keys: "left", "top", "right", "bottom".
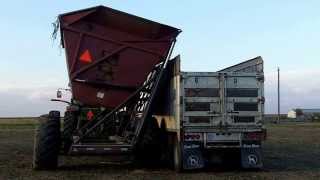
[
  {"left": 59, "top": 6, "right": 181, "bottom": 108},
  {"left": 33, "top": 6, "right": 181, "bottom": 170}
]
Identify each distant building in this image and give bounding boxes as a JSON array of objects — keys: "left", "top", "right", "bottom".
[
  {"left": 287, "top": 108, "right": 320, "bottom": 120},
  {"left": 287, "top": 110, "right": 297, "bottom": 118}
]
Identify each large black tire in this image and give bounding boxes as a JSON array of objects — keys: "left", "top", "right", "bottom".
[
  {"left": 135, "top": 117, "right": 162, "bottom": 166},
  {"left": 62, "top": 111, "right": 77, "bottom": 153},
  {"left": 33, "top": 111, "right": 61, "bottom": 170}
]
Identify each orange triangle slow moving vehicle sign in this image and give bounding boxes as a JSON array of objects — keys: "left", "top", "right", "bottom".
[{"left": 79, "top": 49, "right": 92, "bottom": 63}]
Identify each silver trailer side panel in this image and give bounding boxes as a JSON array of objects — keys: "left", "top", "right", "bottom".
[
  {"left": 218, "top": 56, "right": 263, "bottom": 73},
  {"left": 181, "top": 72, "right": 264, "bottom": 128}
]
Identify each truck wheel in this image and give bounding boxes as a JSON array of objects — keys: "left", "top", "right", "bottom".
[
  {"left": 33, "top": 111, "right": 61, "bottom": 170},
  {"left": 173, "top": 137, "right": 182, "bottom": 172},
  {"left": 62, "top": 111, "right": 77, "bottom": 153}
]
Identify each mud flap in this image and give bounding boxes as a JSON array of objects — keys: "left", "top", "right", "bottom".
[
  {"left": 241, "top": 147, "right": 263, "bottom": 169},
  {"left": 182, "top": 142, "right": 204, "bottom": 170}
]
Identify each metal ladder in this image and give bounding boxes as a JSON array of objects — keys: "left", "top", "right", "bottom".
[{"left": 69, "top": 62, "right": 165, "bottom": 155}]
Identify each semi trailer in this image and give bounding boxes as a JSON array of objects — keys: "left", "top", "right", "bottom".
[
  {"left": 153, "top": 56, "right": 266, "bottom": 170},
  {"left": 33, "top": 6, "right": 266, "bottom": 171}
]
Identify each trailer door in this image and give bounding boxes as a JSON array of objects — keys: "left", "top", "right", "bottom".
[
  {"left": 182, "top": 72, "right": 263, "bottom": 127},
  {"left": 225, "top": 73, "right": 264, "bottom": 126},
  {"left": 182, "top": 72, "right": 222, "bottom": 127}
]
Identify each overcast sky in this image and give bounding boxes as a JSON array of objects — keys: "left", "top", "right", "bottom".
[{"left": 1, "top": 1, "right": 320, "bottom": 117}]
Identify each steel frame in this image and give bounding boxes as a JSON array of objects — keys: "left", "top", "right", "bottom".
[{"left": 68, "top": 40, "right": 176, "bottom": 154}]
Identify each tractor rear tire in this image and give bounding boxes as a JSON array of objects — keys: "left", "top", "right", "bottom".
[
  {"left": 33, "top": 111, "right": 61, "bottom": 170},
  {"left": 62, "top": 111, "right": 77, "bottom": 153}
]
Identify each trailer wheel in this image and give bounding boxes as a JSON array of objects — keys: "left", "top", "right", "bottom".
[
  {"left": 33, "top": 111, "right": 61, "bottom": 170},
  {"left": 62, "top": 111, "right": 77, "bottom": 153},
  {"left": 173, "top": 136, "right": 182, "bottom": 172},
  {"left": 135, "top": 117, "right": 162, "bottom": 166}
]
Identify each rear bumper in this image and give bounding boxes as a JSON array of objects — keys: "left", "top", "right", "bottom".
[
  {"left": 183, "top": 128, "right": 266, "bottom": 149},
  {"left": 183, "top": 126, "right": 264, "bottom": 133},
  {"left": 69, "top": 143, "right": 132, "bottom": 155}
]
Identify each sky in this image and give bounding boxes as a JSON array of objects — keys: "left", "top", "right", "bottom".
[{"left": 1, "top": 1, "right": 320, "bottom": 117}]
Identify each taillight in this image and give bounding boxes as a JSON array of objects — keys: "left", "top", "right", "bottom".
[
  {"left": 243, "top": 132, "right": 265, "bottom": 140},
  {"left": 87, "top": 110, "right": 94, "bottom": 121},
  {"left": 184, "top": 133, "right": 202, "bottom": 141}
]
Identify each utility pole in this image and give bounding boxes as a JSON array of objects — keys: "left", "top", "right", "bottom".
[{"left": 277, "top": 67, "right": 280, "bottom": 124}]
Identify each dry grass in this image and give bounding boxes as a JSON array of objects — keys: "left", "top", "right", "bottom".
[
  {"left": 0, "top": 117, "right": 38, "bottom": 124},
  {"left": 0, "top": 117, "right": 38, "bottom": 129},
  {"left": 0, "top": 121, "right": 320, "bottom": 179}
]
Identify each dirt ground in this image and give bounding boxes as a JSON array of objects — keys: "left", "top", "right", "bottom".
[{"left": 1, "top": 120, "right": 320, "bottom": 180}]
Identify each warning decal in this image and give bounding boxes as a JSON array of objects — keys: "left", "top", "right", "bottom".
[{"left": 79, "top": 49, "right": 92, "bottom": 63}]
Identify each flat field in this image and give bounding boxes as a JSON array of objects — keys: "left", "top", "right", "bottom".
[{"left": 1, "top": 118, "right": 320, "bottom": 180}]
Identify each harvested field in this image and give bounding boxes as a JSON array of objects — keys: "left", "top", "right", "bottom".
[{"left": 1, "top": 119, "right": 320, "bottom": 180}]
